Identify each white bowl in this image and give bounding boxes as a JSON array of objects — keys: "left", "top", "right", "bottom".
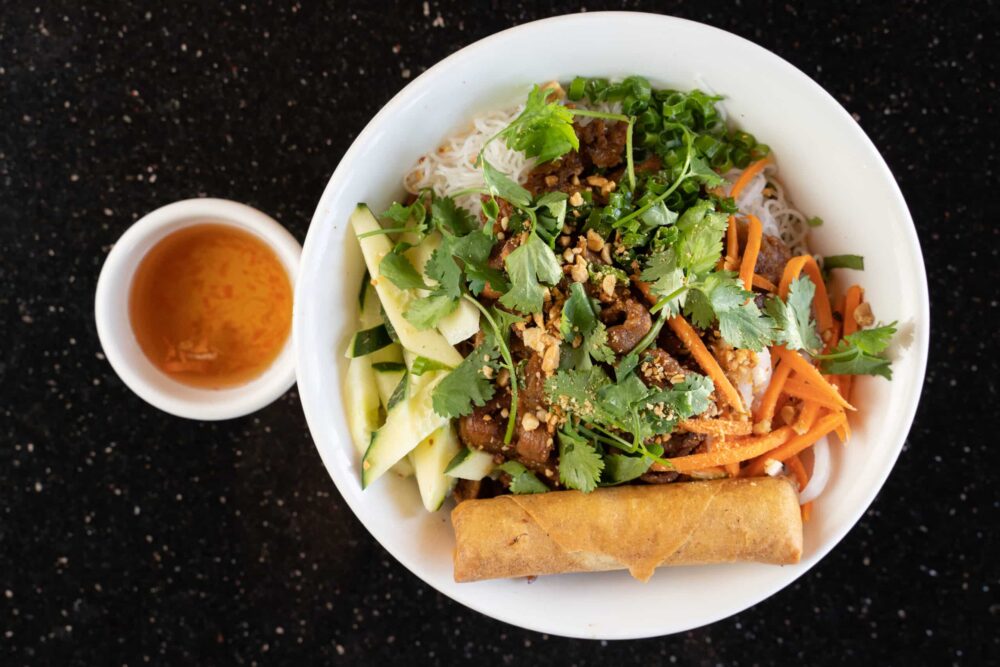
[
  {"left": 294, "top": 12, "right": 929, "bottom": 638},
  {"left": 95, "top": 198, "right": 300, "bottom": 420}
]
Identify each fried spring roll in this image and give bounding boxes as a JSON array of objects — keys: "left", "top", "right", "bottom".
[{"left": 451, "top": 477, "right": 802, "bottom": 582}]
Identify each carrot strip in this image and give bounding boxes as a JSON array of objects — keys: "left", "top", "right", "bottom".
[
  {"left": 679, "top": 418, "right": 753, "bottom": 437},
  {"left": 739, "top": 215, "right": 764, "bottom": 291},
  {"left": 743, "top": 412, "right": 846, "bottom": 477},
  {"left": 801, "top": 501, "right": 813, "bottom": 522},
  {"left": 778, "top": 255, "right": 835, "bottom": 337},
  {"left": 724, "top": 462, "right": 740, "bottom": 477},
  {"left": 752, "top": 274, "right": 777, "bottom": 292},
  {"left": 793, "top": 400, "right": 824, "bottom": 434},
  {"left": 786, "top": 453, "right": 810, "bottom": 493},
  {"left": 773, "top": 347, "right": 855, "bottom": 411},
  {"left": 753, "top": 356, "right": 792, "bottom": 428},
  {"left": 729, "top": 156, "right": 773, "bottom": 200},
  {"left": 839, "top": 285, "right": 864, "bottom": 402},
  {"left": 668, "top": 315, "right": 746, "bottom": 414},
  {"left": 725, "top": 215, "right": 739, "bottom": 270},
  {"left": 782, "top": 380, "right": 849, "bottom": 413},
  {"left": 654, "top": 427, "right": 794, "bottom": 473}
]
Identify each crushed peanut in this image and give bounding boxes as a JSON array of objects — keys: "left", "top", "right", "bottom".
[
  {"left": 571, "top": 255, "right": 588, "bottom": 283},
  {"left": 586, "top": 175, "right": 608, "bottom": 187},
  {"left": 569, "top": 191, "right": 584, "bottom": 207},
  {"left": 586, "top": 229, "right": 605, "bottom": 252},
  {"left": 601, "top": 273, "right": 616, "bottom": 297},
  {"left": 600, "top": 180, "right": 617, "bottom": 197},
  {"left": 521, "top": 413, "right": 540, "bottom": 431},
  {"left": 497, "top": 368, "right": 510, "bottom": 387},
  {"left": 482, "top": 365, "right": 494, "bottom": 379},
  {"left": 600, "top": 244, "right": 613, "bottom": 264},
  {"left": 544, "top": 174, "right": 559, "bottom": 187},
  {"left": 562, "top": 247, "right": 575, "bottom": 263},
  {"left": 853, "top": 302, "right": 875, "bottom": 328},
  {"left": 541, "top": 343, "right": 560, "bottom": 373},
  {"left": 499, "top": 215, "right": 509, "bottom": 231}
]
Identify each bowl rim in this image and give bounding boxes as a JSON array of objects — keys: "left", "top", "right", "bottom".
[
  {"left": 95, "top": 197, "right": 301, "bottom": 420},
  {"left": 294, "top": 11, "right": 930, "bottom": 638}
]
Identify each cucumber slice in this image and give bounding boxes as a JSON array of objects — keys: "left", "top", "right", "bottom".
[
  {"left": 403, "top": 231, "right": 479, "bottom": 345},
  {"left": 373, "top": 363, "right": 406, "bottom": 409},
  {"left": 358, "top": 281, "right": 382, "bottom": 329},
  {"left": 362, "top": 371, "right": 449, "bottom": 488},
  {"left": 411, "top": 424, "right": 462, "bottom": 511},
  {"left": 351, "top": 205, "right": 462, "bottom": 367},
  {"left": 410, "top": 356, "right": 454, "bottom": 376},
  {"left": 445, "top": 447, "right": 496, "bottom": 481},
  {"left": 346, "top": 324, "right": 392, "bottom": 358},
  {"left": 345, "top": 356, "right": 381, "bottom": 456}
]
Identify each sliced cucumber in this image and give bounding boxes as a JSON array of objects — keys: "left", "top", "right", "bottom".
[
  {"left": 361, "top": 370, "right": 449, "bottom": 489},
  {"left": 411, "top": 424, "right": 462, "bottom": 511},
  {"left": 410, "top": 356, "right": 454, "bottom": 376},
  {"left": 445, "top": 447, "right": 496, "bottom": 481},
  {"left": 373, "top": 363, "right": 406, "bottom": 409},
  {"left": 358, "top": 281, "right": 382, "bottom": 329},
  {"left": 345, "top": 356, "right": 381, "bottom": 456},
  {"left": 346, "top": 324, "right": 392, "bottom": 358},
  {"left": 404, "top": 231, "right": 480, "bottom": 345},
  {"left": 351, "top": 205, "right": 462, "bottom": 367}
]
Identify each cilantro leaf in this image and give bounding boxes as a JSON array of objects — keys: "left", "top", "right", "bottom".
[
  {"left": 684, "top": 271, "right": 775, "bottom": 351},
  {"left": 816, "top": 323, "right": 897, "bottom": 379},
  {"left": 687, "top": 154, "right": 726, "bottom": 187},
  {"left": 716, "top": 302, "right": 775, "bottom": 352},
  {"left": 640, "top": 247, "right": 686, "bottom": 314},
  {"left": 479, "top": 157, "right": 532, "bottom": 208},
  {"left": 499, "top": 461, "right": 549, "bottom": 494},
  {"left": 431, "top": 347, "right": 499, "bottom": 417},
  {"left": 674, "top": 200, "right": 728, "bottom": 277},
  {"left": 379, "top": 250, "right": 429, "bottom": 291},
  {"left": 651, "top": 374, "right": 714, "bottom": 419},
  {"left": 602, "top": 452, "right": 654, "bottom": 485},
  {"left": 410, "top": 356, "right": 454, "bottom": 375},
  {"left": 557, "top": 428, "right": 604, "bottom": 493},
  {"left": 404, "top": 294, "right": 458, "bottom": 330},
  {"left": 424, "top": 243, "right": 463, "bottom": 299},
  {"left": 765, "top": 275, "right": 822, "bottom": 353},
  {"left": 544, "top": 367, "right": 614, "bottom": 423},
  {"left": 499, "top": 232, "right": 562, "bottom": 313},
  {"left": 381, "top": 199, "right": 427, "bottom": 228},
  {"left": 431, "top": 195, "right": 476, "bottom": 235},
  {"left": 499, "top": 85, "right": 579, "bottom": 164},
  {"left": 558, "top": 282, "right": 613, "bottom": 369}
]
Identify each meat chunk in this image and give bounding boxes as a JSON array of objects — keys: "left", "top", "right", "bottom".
[
  {"left": 576, "top": 118, "right": 628, "bottom": 168},
  {"left": 457, "top": 393, "right": 510, "bottom": 455},
  {"left": 738, "top": 222, "right": 792, "bottom": 286},
  {"left": 605, "top": 299, "right": 652, "bottom": 354},
  {"left": 638, "top": 348, "right": 687, "bottom": 388},
  {"left": 523, "top": 151, "right": 585, "bottom": 196}
]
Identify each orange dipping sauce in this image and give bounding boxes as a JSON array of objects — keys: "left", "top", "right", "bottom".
[{"left": 129, "top": 223, "right": 293, "bottom": 389}]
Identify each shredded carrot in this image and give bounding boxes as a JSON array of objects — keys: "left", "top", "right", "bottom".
[
  {"left": 739, "top": 215, "right": 764, "bottom": 291},
  {"left": 838, "top": 285, "right": 864, "bottom": 403},
  {"left": 729, "top": 156, "right": 773, "bottom": 200},
  {"left": 654, "top": 427, "right": 794, "bottom": 473},
  {"left": 725, "top": 215, "right": 739, "bottom": 270},
  {"left": 778, "top": 255, "right": 835, "bottom": 338},
  {"left": 679, "top": 418, "right": 753, "bottom": 436},
  {"left": 773, "top": 346, "right": 855, "bottom": 411},
  {"left": 753, "top": 356, "right": 792, "bottom": 427},
  {"left": 724, "top": 462, "right": 740, "bottom": 477},
  {"left": 793, "top": 400, "right": 824, "bottom": 434},
  {"left": 667, "top": 315, "right": 746, "bottom": 414},
  {"left": 786, "top": 453, "right": 810, "bottom": 493},
  {"left": 783, "top": 380, "right": 851, "bottom": 413},
  {"left": 752, "top": 274, "right": 777, "bottom": 292},
  {"left": 743, "top": 412, "right": 846, "bottom": 477},
  {"left": 801, "top": 501, "right": 813, "bottom": 522}
]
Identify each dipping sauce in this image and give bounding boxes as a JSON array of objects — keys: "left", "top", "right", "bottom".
[{"left": 129, "top": 223, "right": 292, "bottom": 389}]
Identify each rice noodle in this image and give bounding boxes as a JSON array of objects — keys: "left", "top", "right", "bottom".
[
  {"left": 726, "top": 165, "right": 811, "bottom": 257},
  {"left": 404, "top": 104, "right": 535, "bottom": 215},
  {"left": 798, "top": 437, "right": 831, "bottom": 504}
]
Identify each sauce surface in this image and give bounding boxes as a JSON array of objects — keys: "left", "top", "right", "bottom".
[{"left": 129, "top": 223, "right": 292, "bottom": 389}]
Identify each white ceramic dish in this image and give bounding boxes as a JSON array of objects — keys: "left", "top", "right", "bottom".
[
  {"left": 96, "top": 198, "right": 300, "bottom": 420},
  {"left": 294, "top": 12, "right": 929, "bottom": 638}
]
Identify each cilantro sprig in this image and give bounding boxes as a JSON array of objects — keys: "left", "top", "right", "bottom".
[{"left": 815, "top": 323, "right": 897, "bottom": 379}]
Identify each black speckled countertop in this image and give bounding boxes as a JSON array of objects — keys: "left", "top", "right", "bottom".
[{"left": 1, "top": 2, "right": 996, "bottom": 665}]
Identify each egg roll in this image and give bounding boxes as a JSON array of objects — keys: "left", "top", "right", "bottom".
[{"left": 451, "top": 477, "right": 802, "bottom": 582}]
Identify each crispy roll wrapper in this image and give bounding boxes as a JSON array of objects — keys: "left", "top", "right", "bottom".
[{"left": 451, "top": 477, "right": 802, "bottom": 582}]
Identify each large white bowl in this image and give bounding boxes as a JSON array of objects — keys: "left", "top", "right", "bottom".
[{"left": 294, "top": 12, "right": 929, "bottom": 639}]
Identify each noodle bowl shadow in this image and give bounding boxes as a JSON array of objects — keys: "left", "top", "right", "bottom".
[{"left": 293, "top": 12, "right": 929, "bottom": 638}]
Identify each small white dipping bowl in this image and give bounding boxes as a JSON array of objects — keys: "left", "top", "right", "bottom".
[
  {"left": 95, "top": 198, "right": 301, "bottom": 420},
  {"left": 294, "top": 12, "right": 929, "bottom": 639}
]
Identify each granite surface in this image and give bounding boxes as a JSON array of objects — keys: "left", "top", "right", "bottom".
[{"left": 1, "top": 1, "right": 997, "bottom": 665}]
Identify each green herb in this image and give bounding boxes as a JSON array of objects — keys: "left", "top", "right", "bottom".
[
  {"left": 430, "top": 347, "right": 499, "bottom": 418},
  {"left": 431, "top": 195, "right": 476, "bottom": 236},
  {"left": 498, "top": 84, "right": 580, "bottom": 164},
  {"left": 557, "top": 428, "right": 604, "bottom": 493},
  {"left": 461, "top": 298, "right": 523, "bottom": 442},
  {"left": 807, "top": 216, "right": 824, "bottom": 227},
  {"left": 602, "top": 452, "right": 655, "bottom": 485},
  {"left": 498, "top": 461, "right": 549, "bottom": 494},
  {"left": 765, "top": 275, "right": 822, "bottom": 353},
  {"left": 404, "top": 295, "right": 458, "bottom": 330},
  {"left": 688, "top": 271, "right": 774, "bottom": 352},
  {"left": 816, "top": 323, "right": 897, "bottom": 379},
  {"left": 498, "top": 232, "right": 562, "bottom": 313},
  {"left": 410, "top": 356, "right": 454, "bottom": 375},
  {"left": 479, "top": 157, "right": 532, "bottom": 208},
  {"left": 379, "top": 251, "right": 429, "bottom": 291},
  {"left": 823, "top": 254, "right": 865, "bottom": 271},
  {"left": 559, "top": 282, "right": 614, "bottom": 370}
]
